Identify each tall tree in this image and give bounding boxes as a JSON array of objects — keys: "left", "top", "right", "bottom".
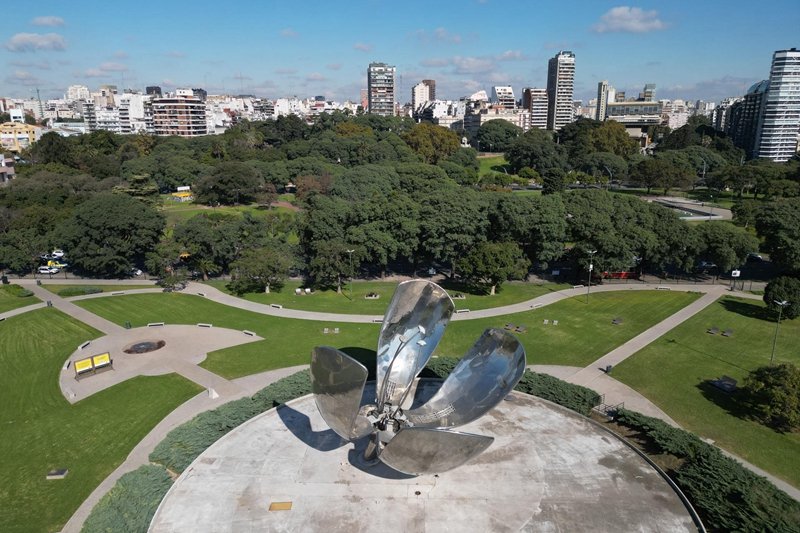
[
  {"left": 756, "top": 198, "right": 800, "bottom": 271},
  {"left": 629, "top": 158, "right": 687, "bottom": 194},
  {"left": 588, "top": 120, "right": 639, "bottom": 157},
  {"left": 459, "top": 241, "right": 531, "bottom": 295},
  {"left": 228, "top": 244, "right": 296, "bottom": 294},
  {"left": 193, "top": 161, "right": 263, "bottom": 206},
  {"left": 693, "top": 222, "right": 760, "bottom": 273},
  {"left": 506, "top": 128, "right": 568, "bottom": 174},
  {"left": 476, "top": 120, "right": 522, "bottom": 153},
  {"left": 400, "top": 122, "right": 460, "bottom": 164}
]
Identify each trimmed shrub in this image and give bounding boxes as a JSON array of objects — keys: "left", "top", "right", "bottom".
[
  {"left": 2, "top": 284, "right": 34, "bottom": 298},
  {"left": 80, "top": 464, "right": 172, "bottom": 533},
  {"left": 515, "top": 370, "right": 602, "bottom": 416},
  {"left": 57, "top": 286, "right": 103, "bottom": 297},
  {"left": 615, "top": 408, "right": 800, "bottom": 533},
  {"left": 740, "top": 362, "right": 800, "bottom": 430},
  {"left": 150, "top": 370, "right": 311, "bottom": 473}
]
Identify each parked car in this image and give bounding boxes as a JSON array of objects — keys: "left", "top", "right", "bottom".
[
  {"left": 747, "top": 253, "right": 763, "bottom": 262},
  {"left": 129, "top": 268, "right": 143, "bottom": 276},
  {"left": 37, "top": 266, "right": 59, "bottom": 274},
  {"left": 696, "top": 261, "right": 717, "bottom": 272},
  {"left": 48, "top": 260, "right": 68, "bottom": 268},
  {"left": 52, "top": 250, "right": 65, "bottom": 258}
]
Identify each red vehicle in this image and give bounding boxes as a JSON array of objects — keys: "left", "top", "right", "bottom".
[{"left": 592, "top": 270, "right": 641, "bottom": 280}]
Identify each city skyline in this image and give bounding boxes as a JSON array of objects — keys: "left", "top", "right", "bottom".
[{"left": 1, "top": 0, "right": 797, "bottom": 105}]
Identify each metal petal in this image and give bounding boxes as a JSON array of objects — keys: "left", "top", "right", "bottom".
[
  {"left": 310, "top": 346, "right": 373, "bottom": 441},
  {"left": 405, "top": 328, "right": 525, "bottom": 429},
  {"left": 376, "top": 280, "right": 454, "bottom": 408},
  {"left": 379, "top": 427, "right": 494, "bottom": 475}
]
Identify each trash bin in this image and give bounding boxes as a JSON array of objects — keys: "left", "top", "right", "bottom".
[
  {"left": 1, "top": 275, "right": 8, "bottom": 284},
  {"left": 36, "top": 279, "right": 42, "bottom": 286},
  {"left": 605, "top": 365, "right": 613, "bottom": 374},
  {"left": 126, "top": 321, "right": 131, "bottom": 330}
]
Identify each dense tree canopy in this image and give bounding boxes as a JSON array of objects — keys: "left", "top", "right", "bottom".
[{"left": 476, "top": 120, "right": 522, "bottom": 153}]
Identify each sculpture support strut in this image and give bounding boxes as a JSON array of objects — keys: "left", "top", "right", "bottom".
[{"left": 310, "top": 280, "right": 526, "bottom": 475}]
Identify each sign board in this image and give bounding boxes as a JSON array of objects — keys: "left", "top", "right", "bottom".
[
  {"left": 551, "top": 270, "right": 560, "bottom": 276},
  {"left": 731, "top": 270, "right": 741, "bottom": 278},
  {"left": 589, "top": 264, "right": 594, "bottom": 271},
  {"left": 177, "top": 186, "right": 191, "bottom": 192}
]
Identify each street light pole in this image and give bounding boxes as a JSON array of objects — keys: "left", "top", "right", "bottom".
[
  {"left": 586, "top": 250, "right": 597, "bottom": 304},
  {"left": 770, "top": 300, "right": 790, "bottom": 365},
  {"left": 603, "top": 165, "right": 613, "bottom": 192},
  {"left": 346, "top": 249, "right": 354, "bottom": 301},
  {"left": 708, "top": 195, "right": 714, "bottom": 221}
]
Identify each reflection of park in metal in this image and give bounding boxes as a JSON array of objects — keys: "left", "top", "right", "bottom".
[{"left": 311, "top": 280, "right": 526, "bottom": 475}]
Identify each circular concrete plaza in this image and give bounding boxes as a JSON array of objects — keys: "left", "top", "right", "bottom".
[{"left": 149, "top": 384, "right": 699, "bottom": 533}]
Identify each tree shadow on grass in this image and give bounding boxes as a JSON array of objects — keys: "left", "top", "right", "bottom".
[
  {"left": 695, "top": 380, "right": 794, "bottom": 436},
  {"left": 719, "top": 298, "right": 776, "bottom": 323},
  {"left": 663, "top": 338, "right": 750, "bottom": 372}
]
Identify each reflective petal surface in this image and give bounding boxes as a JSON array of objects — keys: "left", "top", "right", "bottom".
[
  {"left": 379, "top": 427, "right": 494, "bottom": 475},
  {"left": 376, "top": 280, "right": 454, "bottom": 408},
  {"left": 310, "top": 346, "right": 370, "bottom": 441},
  {"left": 405, "top": 328, "right": 526, "bottom": 429}
]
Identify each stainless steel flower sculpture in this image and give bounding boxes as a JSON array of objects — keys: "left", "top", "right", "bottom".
[{"left": 310, "top": 280, "right": 526, "bottom": 475}]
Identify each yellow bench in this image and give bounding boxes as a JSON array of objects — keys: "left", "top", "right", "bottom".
[{"left": 74, "top": 352, "right": 113, "bottom": 380}]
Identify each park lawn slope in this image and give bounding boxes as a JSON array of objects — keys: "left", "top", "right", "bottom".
[
  {"left": 0, "top": 288, "right": 41, "bottom": 314},
  {"left": 201, "top": 280, "right": 572, "bottom": 315},
  {"left": 74, "top": 293, "right": 379, "bottom": 379},
  {"left": 437, "top": 290, "right": 703, "bottom": 367},
  {"left": 40, "top": 284, "right": 158, "bottom": 295},
  {"left": 0, "top": 308, "right": 203, "bottom": 533},
  {"left": 612, "top": 296, "right": 800, "bottom": 488}
]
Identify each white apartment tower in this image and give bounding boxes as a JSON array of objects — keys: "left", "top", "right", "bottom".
[
  {"left": 522, "top": 88, "right": 548, "bottom": 129},
  {"left": 596, "top": 80, "right": 608, "bottom": 121},
  {"left": 412, "top": 82, "right": 431, "bottom": 111},
  {"left": 755, "top": 48, "right": 800, "bottom": 162},
  {"left": 67, "top": 85, "right": 90, "bottom": 102},
  {"left": 492, "top": 86, "right": 516, "bottom": 109},
  {"left": 367, "top": 62, "right": 396, "bottom": 116},
  {"left": 546, "top": 51, "right": 576, "bottom": 130}
]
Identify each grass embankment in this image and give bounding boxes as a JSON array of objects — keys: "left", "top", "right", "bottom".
[
  {"left": 613, "top": 296, "right": 800, "bottom": 488},
  {"left": 478, "top": 154, "right": 513, "bottom": 176},
  {"left": 0, "top": 309, "right": 203, "bottom": 533},
  {"left": 202, "top": 280, "right": 572, "bottom": 315},
  {"left": 40, "top": 284, "right": 158, "bottom": 296},
  {"left": 0, "top": 287, "right": 41, "bottom": 314},
  {"left": 75, "top": 289, "right": 699, "bottom": 376}
]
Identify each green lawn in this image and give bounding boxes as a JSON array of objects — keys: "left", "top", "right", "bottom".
[
  {"left": 437, "top": 290, "right": 702, "bottom": 367},
  {"left": 74, "top": 293, "right": 380, "bottom": 380},
  {"left": 74, "top": 290, "right": 699, "bottom": 376},
  {"left": 201, "top": 280, "right": 572, "bottom": 315},
  {"left": 0, "top": 289, "right": 41, "bottom": 314},
  {"left": 612, "top": 296, "right": 800, "bottom": 488},
  {"left": 478, "top": 155, "right": 513, "bottom": 176},
  {"left": 0, "top": 309, "right": 203, "bottom": 533},
  {"left": 40, "top": 284, "right": 159, "bottom": 296}
]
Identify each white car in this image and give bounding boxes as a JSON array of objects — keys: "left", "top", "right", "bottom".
[
  {"left": 130, "top": 268, "right": 143, "bottom": 276},
  {"left": 52, "top": 250, "right": 65, "bottom": 258},
  {"left": 38, "top": 266, "right": 59, "bottom": 274}
]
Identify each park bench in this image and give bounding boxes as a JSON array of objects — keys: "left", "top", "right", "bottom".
[
  {"left": 709, "top": 375, "right": 738, "bottom": 392},
  {"left": 334, "top": 328, "right": 340, "bottom": 334},
  {"left": 542, "top": 319, "right": 549, "bottom": 325},
  {"left": 552, "top": 320, "right": 558, "bottom": 326},
  {"left": 453, "top": 293, "right": 466, "bottom": 299},
  {"left": 707, "top": 327, "right": 720, "bottom": 334},
  {"left": 295, "top": 288, "right": 302, "bottom": 295},
  {"left": 515, "top": 325, "right": 526, "bottom": 333},
  {"left": 305, "top": 288, "right": 312, "bottom": 295},
  {"left": 722, "top": 329, "right": 734, "bottom": 337},
  {"left": 74, "top": 352, "right": 114, "bottom": 380},
  {"left": 612, "top": 317, "right": 623, "bottom": 325},
  {"left": 504, "top": 322, "right": 515, "bottom": 330},
  {"left": 323, "top": 328, "right": 329, "bottom": 334}
]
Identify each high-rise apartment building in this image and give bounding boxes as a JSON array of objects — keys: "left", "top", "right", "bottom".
[
  {"left": 639, "top": 84, "right": 656, "bottom": 102},
  {"left": 367, "top": 62, "right": 396, "bottom": 116},
  {"left": 727, "top": 80, "right": 769, "bottom": 159},
  {"left": 491, "top": 86, "right": 516, "bottom": 109},
  {"left": 522, "top": 88, "right": 548, "bottom": 129},
  {"left": 422, "top": 79, "right": 436, "bottom": 101},
  {"left": 755, "top": 48, "right": 800, "bottom": 162},
  {"left": 146, "top": 86, "right": 162, "bottom": 97},
  {"left": 546, "top": 51, "right": 575, "bottom": 130},
  {"left": 412, "top": 82, "right": 431, "bottom": 111},
  {"left": 67, "top": 85, "right": 90, "bottom": 102},
  {"left": 595, "top": 80, "right": 610, "bottom": 121},
  {"left": 152, "top": 88, "right": 207, "bottom": 137}
]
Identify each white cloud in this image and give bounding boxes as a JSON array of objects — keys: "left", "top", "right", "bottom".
[
  {"left": 5, "top": 70, "right": 43, "bottom": 86},
  {"left": 591, "top": 7, "right": 670, "bottom": 34},
  {"left": 113, "top": 50, "right": 129, "bottom": 59},
  {"left": 83, "top": 68, "right": 110, "bottom": 78},
  {"left": 162, "top": 78, "right": 177, "bottom": 87},
  {"left": 495, "top": 50, "right": 525, "bottom": 61},
  {"left": 543, "top": 40, "right": 569, "bottom": 50},
  {"left": 35, "top": 60, "right": 51, "bottom": 70},
  {"left": 275, "top": 68, "right": 297, "bottom": 74},
  {"left": 306, "top": 72, "right": 326, "bottom": 82},
  {"left": 452, "top": 56, "right": 497, "bottom": 74},
  {"left": 168, "top": 51, "right": 185, "bottom": 58},
  {"left": 281, "top": 28, "right": 298, "bottom": 37},
  {"left": 99, "top": 62, "right": 128, "bottom": 72},
  {"left": 57, "top": 59, "right": 70, "bottom": 65},
  {"left": 354, "top": 42, "right": 373, "bottom": 52},
  {"left": 326, "top": 62, "right": 342, "bottom": 70},
  {"left": 30, "top": 16, "right": 66, "bottom": 27},
  {"left": 433, "top": 28, "right": 461, "bottom": 43},
  {"left": 3, "top": 33, "right": 67, "bottom": 52}
]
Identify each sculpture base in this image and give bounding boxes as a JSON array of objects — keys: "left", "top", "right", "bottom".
[{"left": 149, "top": 383, "right": 698, "bottom": 533}]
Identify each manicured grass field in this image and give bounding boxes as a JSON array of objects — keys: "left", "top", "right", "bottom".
[
  {"left": 74, "top": 289, "right": 699, "bottom": 376},
  {"left": 0, "top": 309, "right": 203, "bottom": 533},
  {"left": 40, "top": 283, "right": 159, "bottom": 295},
  {"left": 74, "top": 293, "right": 380, "bottom": 379},
  {"left": 478, "top": 154, "right": 513, "bottom": 176},
  {"left": 0, "top": 288, "right": 41, "bottom": 314},
  {"left": 201, "top": 280, "right": 572, "bottom": 315},
  {"left": 612, "top": 296, "right": 800, "bottom": 488},
  {"left": 437, "top": 290, "right": 702, "bottom": 367}
]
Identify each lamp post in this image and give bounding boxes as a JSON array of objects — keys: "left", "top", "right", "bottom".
[
  {"left": 346, "top": 249, "right": 354, "bottom": 301},
  {"left": 708, "top": 195, "right": 714, "bottom": 221},
  {"left": 770, "top": 300, "right": 790, "bottom": 365},
  {"left": 603, "top": 165, "right": 613, "bottom": 192},
  {"left": 586, "top": 250, "right": 597, "bottom": 304}
]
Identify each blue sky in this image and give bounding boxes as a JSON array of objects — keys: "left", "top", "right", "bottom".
[{"left": 2, "top": 0, "right": 797, "bottom": 105}]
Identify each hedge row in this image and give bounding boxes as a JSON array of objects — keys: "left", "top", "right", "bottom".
[
  {"left": 57, "top": 286, "right": 103, "bottom": 297},
  {"left": 616, "top": 408, "right": 800, "bottom": 533},
  {"left": 2, "top": 284, "right": 34, "bottom": 298},
  {"left": 81, "top": 465, "right": 173, "bottom": 533},
  {"left": 149, "top": 371, "right": 311, "bottom": 473}
]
